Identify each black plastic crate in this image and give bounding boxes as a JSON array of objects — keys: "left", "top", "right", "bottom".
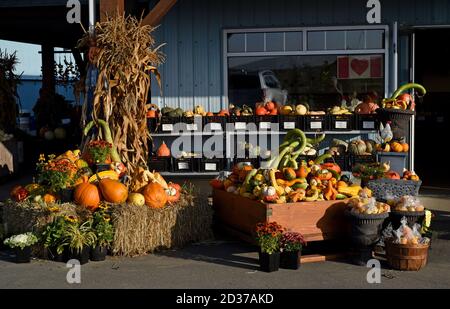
[
  {"left": 324, "top": 155, "right": 349, "bottom": 171},
  {"left": 279, "top": 115, "right": 304, "bottom": 131},
  {"left": 349, "top": 154, "right": 377, "bottom": 169},
  {"left": 197, "top": 158, "right": 225, "bottom": 172},
  {"left": 229, "top": 115, "right": 255, "bottom": 130},
  {"left": 171, "top": 157, "right": 196, "bottom": 173},
  {"left": 232, "top": 157, "right": 260, "bottom": 169},
  {"left": 329, "top": 114, "right": 354, "bottom": 131},
  {"left": 158, "top": 116, "right": 181, "bottom": 132},
  {"left": 355, "top": 114, "right": 378, "bottom": 131},
  {"left": 203, "top": 115, "right": 226, "bottom": 131},
  {"left": 254, "top": 115, "right": 279, "bottom": 130},
  {"left": 304, "top": 114, "right": 327, "bottom": 131},
  {"left": 147, "top": 118, "right": 158, "bottom": 133},
  {"left": 180, "top": 116, "right": 202, "bottom": 131},
  {"left": 147, "top": 156, "right": 171, "bottom": 171}
]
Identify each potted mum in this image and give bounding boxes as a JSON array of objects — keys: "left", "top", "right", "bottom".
[
  {"left": 41, "top": 216, "right": 69, "bottom": 262},
  {"left": 255, "top": 222, "right": 284, "bottom": 272},
  {"left": 64, "top": 220, "right": 97, "bottom": 265},
  {"left": 91, "top": 211, "right": 114, "bottom": 261},
  {"left": 36, "top": 154, "right": 77, "bottom": 202},
  {"left": 3, "top": 232, "right": 38, "bottom": 263},
  {"left": 84, "top": 140, "right": 112, "bottom": 171},
  {"left": 280, "top": 232, "right": 307, "bottom": 270}
]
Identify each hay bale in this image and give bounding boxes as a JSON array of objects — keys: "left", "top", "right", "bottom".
[
  {"left": 0, "top": 200, "right": 90, "bottom": 236},
  {"left": 1, "top": 191, "right": 213, "bottom": 257},
  {"left": 111, "top": 193, "right": 213, "bottom": 256}
]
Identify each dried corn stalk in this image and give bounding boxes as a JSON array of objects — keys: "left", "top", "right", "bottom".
[{"left": 78, "top": 14, "right": 164, "bottom": 179}]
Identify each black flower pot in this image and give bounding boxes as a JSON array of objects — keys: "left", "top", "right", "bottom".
[
  {"left": 58, "top": 189, "right": 73, "bottom": 203},
  {"left": 258, "top": 251, "right": 280, "bottom": 272},
  {"left": 280, "top": 250, "right": 301, "bottom": 270},
  {"left": 15, "top": 246, "right": 32, "bottom": 263},
  {"left": 389, "top": 210, "right": 425, "bottom": 230},
  {"left": 47, "top": 246, "right": 68, "bottom": 262},
  {"left": 345, "top": 210, "right": 388, "bottom": 265},
  {"left": 95, "top": 164, "right": 111, "bottom": 173},
  {"left": 68, "top": 247, "right": 90, "bottom": 265},
  {"left": 345, "top": 210, "right": 389, "bottom": 247},
  {"left": 90, "top": 245, "right": 107, "bottom": 262}
]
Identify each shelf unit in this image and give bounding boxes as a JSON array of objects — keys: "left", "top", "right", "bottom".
[{"left": 149, "top": 129, "right": 380, "bottom": 176}]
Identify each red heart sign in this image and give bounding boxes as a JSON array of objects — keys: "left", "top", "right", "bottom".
[{"left": 351, "top": 58, "right": 369, "bottom": 76}]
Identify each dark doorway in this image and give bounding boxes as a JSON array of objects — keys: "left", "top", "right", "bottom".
[{"left": 414, "top": 29, "right": 450, "bottom": 188}]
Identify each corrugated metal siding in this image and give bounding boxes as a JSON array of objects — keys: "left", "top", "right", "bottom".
[{"left": 151, "top": 0, "right": 450, "bottom": 111}]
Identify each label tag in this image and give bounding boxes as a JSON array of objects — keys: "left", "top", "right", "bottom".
[
  {"left": 335, "top": 121, "right": 347, "bottom": 129},
  {"left": 259, "top": 122, "right": 271, "bottom": 129},
  {"left": 235, "top": 122, "right": 246, "bottom": 130},
  {"left": 205, "top": 163, "right": 217, "bottom": 171},
  {"left": 284, "top": 122, "right": 295, "bottom": 129},
  {"left": 178, "top": 162, "right": 189, "bottom": 170},
  {"left": 210, "top": 123, "right": 222, "bottom": 130},
  {"left": 162, "top": 124, "right": 173, "bottom": 131},
  {"left": 186, "top": 123, "right": 198, "bottom": 131},
  {"left": 310, "top": 121, "right": 322, "bottom": 129},
  {"left": 363, "top": 121, "right": 375, "bottom": 129}
]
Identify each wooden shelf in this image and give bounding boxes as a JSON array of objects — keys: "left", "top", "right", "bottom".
[
  {"left": 159, "top": 172, "right": 220, "bottom": 177},
  {"left": 151, "top": 130, "right": 377, "bottom": 136}
]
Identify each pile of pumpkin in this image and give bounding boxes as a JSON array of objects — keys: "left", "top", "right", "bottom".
[
  {"left": 376, "top": 140, "right": 409, "bottom": 153},
  {"left": 146, "top": 103, "right": 235, "bottom": 119},
  {"left": 9, "top": 148, "right": 182, "bottom": 211},
  {"left": 74, "top": 168, "right": 181, "bottom": 210},
  {"left": 210, "top": 160, "right": 365, "bottom": 204}
]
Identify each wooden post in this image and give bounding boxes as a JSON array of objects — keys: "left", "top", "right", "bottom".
[
  {"left": 141, "top": 0, "right": 177, "bottom": 26},
  {"left": 100, "top": 0, "right": 125, "bottom": 21},
  {"left": 41, "top": 44, "right": 55, "bottom": 94}
]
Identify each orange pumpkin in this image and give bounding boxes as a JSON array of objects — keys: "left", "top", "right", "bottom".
[
  {"left": 401, "top": 142, "right": 409, "bottom": 153},
  {"left": 218, "top": 109, "right": 230, "bottom": 117},
  {"left": 98, "top": 178, "right": 128, "bottom": 204},
  {"left": 43, "top": 193, "right": 57, "bottom": 203},
  {"left": 385, "top": 171, "right": 401, "bottom": 180},
  {"left": 256, "top": 106, "right": 268, "bottom": 116},
  {"left": 146, "top": 110, "right": 157, "bottom": 118},
  {"left": 390, "top": 142, "right": 404, "bottom": 153},
  {"left": 166, "top": 183, "right": 181, "bottom": 204},
  {"left": 141, "top": 183, "right": 167, "bottom": 208},
  {"left": 74, "top": 177, "right": 101, "bottom": 210},
  {"left": 157, "top": 141, "right": 171, "bottom": 157},
  {"left": 205, "top": 112, "right": 214, "bottom": 117}
]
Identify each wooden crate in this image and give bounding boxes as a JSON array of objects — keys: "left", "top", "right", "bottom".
[{"left": 213, "top": 189, "right": 349, "bottom": 243}]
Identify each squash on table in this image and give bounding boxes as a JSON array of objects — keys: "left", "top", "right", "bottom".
[
  {"left": 98, "top": 178, "right": 128, "bottom": 204},
  {"left": 166, "top": 183, "right": 181, "bottom": 204},
  {"left": 141, "top": 182, "right": 167, "bottom": 208},
  {"left": 74, "top": 177, "right": 101, "bottom": 210},
  {"left": 127, "top": 193, "right": 145, "bottom": 206}
]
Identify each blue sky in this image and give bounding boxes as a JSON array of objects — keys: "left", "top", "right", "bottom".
[{"left": 0, "top": 39, "right": 42, "bottom": 76}]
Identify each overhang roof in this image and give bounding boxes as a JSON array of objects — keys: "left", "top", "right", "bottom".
[{"left": 0, "top": 0, "right": 151, "bottom": 48}]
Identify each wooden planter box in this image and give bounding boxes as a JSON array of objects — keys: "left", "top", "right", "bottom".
[{"left": 213, "top": 189, "right": 349, "bottom": 243}]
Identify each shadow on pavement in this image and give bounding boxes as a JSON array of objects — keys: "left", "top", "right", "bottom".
[{"left": 156, "top": 239, "right": 260, "bottom": 271}]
